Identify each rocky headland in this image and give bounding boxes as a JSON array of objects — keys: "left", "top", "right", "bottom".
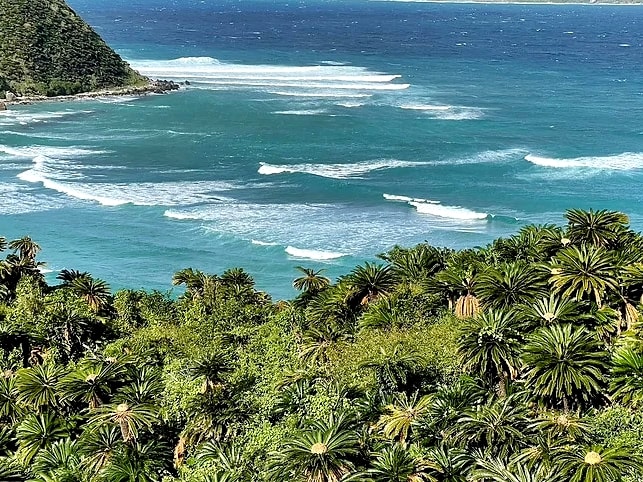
[{"left": 0, "top": 0, "right": 170, "bottom": 107}]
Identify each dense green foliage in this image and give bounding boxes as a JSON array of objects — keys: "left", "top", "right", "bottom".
[
  {"left": 1, "top": 208, "right": 643, "bottom": 481},
  {"left": 0, "top": 0, "right": 145, "bottom": 96}
]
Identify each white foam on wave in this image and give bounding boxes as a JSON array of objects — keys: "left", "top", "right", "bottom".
[
  {"left": 525, "top": 152, "right": 643, "bottom": 171},
  {"left": 384, "top": 193, "right": 489, "bottom": 221},
  {"left": 16, "top": 154, "right": 237, "bottom": 207},
  {"left": 272, "top": 109, "right": 328, "bottom": 116},
  {"left": 285, "top": 246, "right": 346, "bottom": 260},
  {"left": 128, "top": 56, "right": 408, "bottom": 96},
  {"left": 410, "top": 201, "right": 488, "bottom": 220},
  {"left": 270, "top": 91, "right": 372, "bottom": 99},
  {"left": 251, "top": 239, "right": 279, "bottom": 246},
  {"left": 0, "top": 110, "right": 94, "bottom": 126},
  {"left": 400, "top": 103, "right": 485, "bottom": 120},
  {"left": 400, "top": 104, "right": 451, "bottom": 111},
  {"left": 258, "top": 149, "right": 523, "bottom": 179},
  {"left": 336, "top": 101, "right": 364, "bottom": 108},
  {"left": 383, "top": 193, "right": 439, "bottom": 204},
  {"left": 0, "top": 182, "right": 70, "bottom": 215},
  {"left": 0, "top": 144, "right": 108, "bottom": 160},
  {"left": 258, "top": 159, "right": 428, "bottom": 179}
]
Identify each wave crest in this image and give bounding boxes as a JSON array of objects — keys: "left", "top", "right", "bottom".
[
  {"left": 285, "top": 246, "right": 345, "bottom": 260},
  {"left": 384, "top": 193, "right": 489, "bottom": 220},
  {"left": 525, "top": 152, "right": 643, "bottom": 170},
  {"left": 258, "top": 159, "right": 428, "bottom": 179}
]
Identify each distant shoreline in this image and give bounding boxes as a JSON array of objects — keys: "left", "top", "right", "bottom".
[
  {"left": 373, "top": 0, "right": 642, "bottom": 4},
  {"left": 0, "top": 80, "right": 179, "bottom": 108}
]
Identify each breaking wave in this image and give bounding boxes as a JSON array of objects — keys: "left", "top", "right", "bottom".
[
  {"left": 383, "top": 193, "right": 489, "bottom": 220},
  {"left": 285, "top": 246, "right": 346, "bottom": 260},
  {"left": 128, "top": 57, "right": 409, "bottom": 97},
  {"left": 525, "top": 152, "right": 643, "bottom": 171},
  {"left": 258, "top": 159, "right": 429, "bottom": 179}
]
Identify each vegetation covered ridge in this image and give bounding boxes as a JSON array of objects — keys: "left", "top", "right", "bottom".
[
  {"left": 2, "top": 208, "right": 643, "bottom": 481},
  {"left": 0, "top": 0, "right": 145, "bottom": 97}
]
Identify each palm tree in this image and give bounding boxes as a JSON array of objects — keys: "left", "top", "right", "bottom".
[
  {"left": 78, "top": 426, "right": 122, "bottom": 474},
  {"left": 549, "top": 245, "right": 618, "bottom": 307},
  {"left": 15, "top": 364, "right": 64, "bottom": 411},
  {"left": 0, "top": 375, "right": 20, "bottom": 424},
  {"left": 532, "top": 411, "right": 589, "bottom": 443},
  {"left": 56, "top": 269, "right": 90, "bottom": 285},
  {"left": 453, "top": 396, "right": 531, "bottom": 459},
  {"left": 359, "top": 296, "right": 403, "bottom": 331},
  {"left": 522, "top": 324, "right": 606, "bottom": 411},
  {"left": 515, "top": 294, "right": 582, "bottom": 329},
  {"left": 300, "top": 325, "right": 351, "bottom": 367},
  {"left": 477, "top": 262, "right": 547, "bottom": 310},
  {"left": 387, "top": 244, "right": 449, "bottom": 288},
  {"left": 115, "top": 366, "right": 163, "bottom": 405},
  {"left": 31, "top": 438, "right": 82, "bottom": 482},
  {"left": 189, "top": 352, "right": 233, "bottom": 394},
  {"left": 195, "top": 442, "right": 249, "bottom": 480},
  {"left": 16, "top": 412, "right": 68, "bottom": 466},
  {"left": 359, "top": 345, "right": 424, "bottom": 394},
  {"left": 293, "top": 267, "right": 331, "bottom": 293},
  {"left": 376, "top": 392, "right": 431, "bottom": 445},
  {"left": 9, "top": 236, "right": 41, "bottom": 261},
  {"left": 99, "top": 455, "right": 158, "bottom": 482},
  {"left": 425, "top": 265, "right": 480, "bottom": 318},
  {"left": 565, "top": 208, "right": 629, "bottom": 247},
  {"left": 458, "top": 309, "right": 523, "bottom": 395},
  {"left": 418, "top": 378, "right": 484, "bottom": 444},
  {"left": 70, "top": 276, "right": 111, "bottom": 313},
  {"left": 423, "top": 445, "right": 471, "bottom": 482},
  {"left": 556, "top": 445, "right": 643, "bottom": 482},
  {"left": 220, "top": 267, "right": 254, "bottom": 289},
  {"left": 346, "top": 263, "right": 396, "bottom": 305},
  {"left": 269, "top": 416, "right": 359, "bottom": 482},
  {"left": 472, "top": 457, "right": 554, "bottom": 482},
  {"left": 0, "top": 458, "right": 24, "bottom": 481},
  {"left": 351, "top": 443, "right": 434, "bottom": 482},
  {"left": 59, "top": 361, "right": 124, "bottom": 409},
  {"left": 609, "top": 347, "right": 643, "bottom": 406},
  {"left": 88, "top": 402, "right": 157, "bottom": 443}
]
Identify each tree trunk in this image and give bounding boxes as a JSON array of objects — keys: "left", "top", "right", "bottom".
[
  {"left": 20, "top": 338, "right": 30, "bottom": 368},
  {"left": 498, "top": 372, "right": 507, "bottom": 398}
]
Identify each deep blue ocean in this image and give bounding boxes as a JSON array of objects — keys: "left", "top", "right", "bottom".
[{"left": 0, "top": 0, "right": 641, "bottom": 299}]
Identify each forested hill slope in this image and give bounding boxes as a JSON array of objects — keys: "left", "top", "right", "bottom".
[{"left": 0, "top": 0, "right": 145, "bottom": 96}]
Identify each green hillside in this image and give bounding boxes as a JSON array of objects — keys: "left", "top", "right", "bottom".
[{"left": 0, "top": 0, "right": 145, "bottom": 96}]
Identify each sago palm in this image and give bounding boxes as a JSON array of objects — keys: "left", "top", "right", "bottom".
[
  {"left": 477, "top": 262, "right": 547, "bottom": 310},
  {"left": 517, "top": 295, "right": 583, "bottom": 333},
  {"left": 453, "top": 395, "right": 531, "bottom": 459},
  {"left": 59, "top": 361, "right": 124, "bottom": 409},
  {"left": 351, "top": 443, "right": 434, "bottom": 482},
  {"left": 15, "top": 364, "right": 65, "bottom": 411},
  {"left": 549, "top": 245, "right": 618, "bottom": 307},
  {"left": 269, "top": 416, "right": 359, "bottom": 482},
  {"left": 88, "top": 402, "right": 157, "bottom": 443},
  {"left": 346, "top": 262, "right": 397, "bottom": 305},
  {"left": 31, "top": 438, "right": 82, "bottom": 482},
  {"left": 16, "top": 412, "right": 68, "bottom": 466},
  {"left": 564, "top": 208, "right": 629, "bottom": 247},
  {"left": 522, "top": 324, "right": 606, "bottom": 411},
  {"left": 376, "top": 392, "right": 432, "bottom": 445},
  {"left": 556, "top": 445, "right": 643, "bottom": 482},
  {"left": 293, "top": 267, "right": 331, "bottom": 293},
  {"left": 609, "top": 347, "right": 643, "bottom": 406},
  {"left": 458, "top": 309, "right": 523, "bottom": 393}
]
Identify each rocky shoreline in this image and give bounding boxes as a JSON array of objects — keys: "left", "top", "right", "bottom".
[{"left": 0, "top": 79, "right": 180, "bottom": 110}]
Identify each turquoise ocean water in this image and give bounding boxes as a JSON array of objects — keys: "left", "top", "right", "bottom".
[{"left": 0, "top": 0, "right": 641, "bottom": 299}]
